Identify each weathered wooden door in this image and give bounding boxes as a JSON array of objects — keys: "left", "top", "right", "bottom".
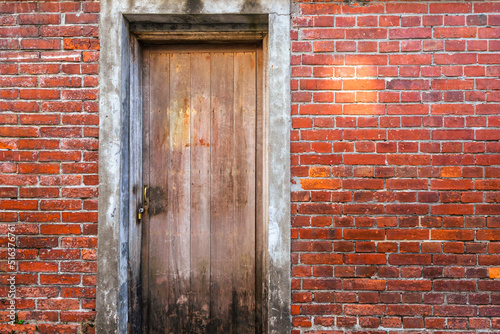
[{"left": 141, "top": 44, "right": 262, "bottom": 334}]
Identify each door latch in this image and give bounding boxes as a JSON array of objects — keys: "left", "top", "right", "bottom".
[{"left": 138, "top": 185, "right": 149, "bottom": 222}]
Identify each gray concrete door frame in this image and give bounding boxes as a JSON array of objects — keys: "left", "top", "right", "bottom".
[{"left": 97, "top": 2, "right": 290, "bottom": 333}]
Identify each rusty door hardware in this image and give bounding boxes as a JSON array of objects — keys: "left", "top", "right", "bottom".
[{"left": 138, "top": 185, "right": 149, "bottom": 221}]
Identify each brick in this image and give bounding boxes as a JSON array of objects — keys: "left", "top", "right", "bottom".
[
  {"left": 389, "top": 254, "right": 431, "bottom": 265},
  {"left": 40, "top": 51, "right": 81, "bottom": 62},
  {"left": 344, "top": 104, "right": 385, "bottom": 115},
  {"left": 343, "top": 79, "right": 385, "bottom": 90},
  {"left": 20, "top": 89, "right": 61, "bottom": 100},
  {"left": 343, "top": 279, "right": 386, "bottom": 291},
  {"left": 63, "top": 38, "right": 99, "bottom": 50},
  {"left": 390, "top": 28, "right": 432, "bottom": 39},
  {"left": 435, "top": 280, "right": 476, "bottom": 291},
  {"left": 298, "top": 203, "right": 341, "bottom": 215},
  {"left": 40, "top": 224, "right": 81, "bottom": 235},
  {"left": 17, "top": 237, "right": 58, "bottom": 248},
  {"left": 431, "top": 3, "right": 472, "bottom": 14},
  {"left": 300, "top": 179, "right": 340, "bottom": 190},
  {"left": 19, "top": 163, "right": 60, "bottom": 174},
  {"left": 387, "top": 280, "right": 432, "bottom": 291},
  {"left": 343, "top": 179, "right": 384, "bottom": 190},
  {"left": 38, "top": 299, "right": 79, "bottom": 311},
  {"left": 345, "top": 305, "right": 386, "bottom": 316},
  {"left": 301, "top": 254, "right": 342, "bottom": 265},
  {"left": 346, "top": 28, "right": 387, "bottom": 39},
  {"left": 431, "top": 230, "right": 475, "bottom": 241},
  {"left": 387, "top": 229, "right": 429, "bottom": 240},
  {"left": 387, "top": 3, "right": 428, "bottom": 14},
  {"left": 478, "top": 54, "right": 500, "bottom": 64},
  {"left": 387, "top": 154, "right": 431, "bottom": 166},
  {"left": 345, "top": 55, "right": 387, "bottom": 65},
  {"left": 476, "top": 180, "right": 500, "bottom": 190},
  {"left": 38, "top": 2, "right": 80, "bottom": 12},
  {"left": 18, "top": 262, "right": 58, "bottom": 273},
  {"left": 302, "top": 54, "right": 343, "bottom": 65},
  {"left": 300, "top": 4, "right": 341, "bottom": 15},
  {"left": 387, "top": 80, "right": 428, "bottom": 92},
  {"left": 0, "top": 200, "right": 37, "bottom": 210},
  {"left": 431, "top": 180, "right": 473, "bottom": 190},
  {"left": 344, "top": 229, "right": 384, "bottom": 240},
  {"left": 65, "top": 14, "right": 98, "bottom": 24},
  {"left": 20, "top": 39, "right": 61, "bottom": 50},
  {"left": 301, "top": 130, "right": 342, "bottom": 140},
  {"left": 389, "top": 54, "right": 432, "bottom": 65},
  {"left": 300, "top": 79, "right": 341, "bottom": 90},
  {"left": 386, "top": 204, "right": 428, "bottom": 215},
  {"left": 345, "top": 254, "right": 386, "bottom": 265},
  {"left": 434, "top": 27, "right": 477, "bottom": 38},
  {"left": 60, "top": 311, "right": 96, "bottom": 322},
  {"left": 431, "top": 79, "right": 474, "bottom": 90},
  {"left": 302, "top": 304, "right": 341, "bottom": 315},
  {"left": 300, "top": 105, "right": 341, "bottom": 115},
  {"left": 342, "top": 3, "right": 384, "bottom": 14},
  {"left": 388, "top": 129, "right": 430, "bottom": 140},
  {"left": 435, "top": 305, "right": 476, "bottom": 317},
  {"left": 477, "top": 205, "right": 500, "bottom": 215},
  {"left": 302, "top": 279, "right": 341, "bottom": 290}
]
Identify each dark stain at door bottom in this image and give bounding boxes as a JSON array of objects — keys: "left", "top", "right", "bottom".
[{"left": 149, "top": 280, "right": 257, "bottom": 333}]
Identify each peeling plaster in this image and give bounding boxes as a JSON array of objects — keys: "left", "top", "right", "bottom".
[{"left": 291, "top": 176, "right": 304, "bottom": 192}]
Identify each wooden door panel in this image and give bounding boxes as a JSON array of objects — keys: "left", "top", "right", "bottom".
[
  {"left": 209, "top": 52, "right": 235, "bottom": 333},
  {"left": 148, "top": 53, "right": 170, "bottom": 332},
  {"left": 167, "top": 52, "right": 192, "bottom": 331},
  {"left": 143, "top": 46, "right": 259, "bottom": 334},
  {"left": 189, "top": 52, "right": 212, "bottom": 332},
  {"left": 233, "top": 52, "right": 257, "bottom": 333}
]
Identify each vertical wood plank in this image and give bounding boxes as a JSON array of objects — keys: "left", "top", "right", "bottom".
[
  {"left": 190, "top": 52, "right": 211, "bottom": 332},
  {"left": 233, "top": 51, "right": 257, "bottom": 333},
  {"left": 147, "top": 52, "right": 170, "bottom": 333},
  {"left": 255, "top": 44, "right": 265, "bottom": 334},
  {"left": 167, "top": 52, "right": 192, "bottom": 332},
  {"left": 130, "top": 39, "right": 145, "bottom": 334},
  {"left": 141, "top": 49, "right": 150, "bottom": 334},
  {"left": 210, "top": 52, "right": 235, "bottom": 333}
]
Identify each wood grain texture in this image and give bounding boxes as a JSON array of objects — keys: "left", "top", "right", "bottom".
[
  {"left": 254, "top": 44, "right": 266, "bottom": 334},
  {"left": 167, "top": 52, "right": 192, "bottom": 332},
  {"left": 209, "top": 52, "right": 235, "bottom": 333},
  {"left": 143, "top": 46, "right": 261, "bottom": 333},
  {"left": 141, "top": 49, "right": 151, "bottom": 333},
  {"left": 190, "top": 52, "right": 211, "bottom": 332},
  {"left": 233, "top": 52, "right": 257, "bottom": 333},
  {"left": 147, "top": 52, "right": 171, "bottom": 333}
]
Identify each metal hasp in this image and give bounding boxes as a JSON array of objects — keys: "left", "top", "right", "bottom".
[{"left": 138, "top": 185, "right": 149, "bottom": 221}]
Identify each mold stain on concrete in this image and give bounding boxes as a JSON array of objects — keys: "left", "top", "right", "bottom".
[
  {"left": 241, "top": 0, "right": 262, "bottom": 13},
  {"left": 184, "top": 0, "right": 204, "bottom": 14}
]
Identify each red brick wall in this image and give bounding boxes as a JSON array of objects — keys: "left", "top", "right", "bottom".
[
  {"left": 291, "top": 1, "right": 500, "bottom": 333},
  {"left": 1, "top": 0, "right": 500, "bottom": 333},
  {"left": 0, "top": 1, "right": 99, "bottom": 333}
]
